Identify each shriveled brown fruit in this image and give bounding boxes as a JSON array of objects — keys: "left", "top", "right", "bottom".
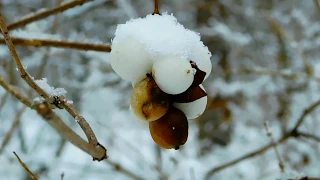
[
  {"left": 149, "top": 107, "right": 188, "bottom": 150},
  {"left": 131, "top": 76, "right": 170, "bottom": 122}
]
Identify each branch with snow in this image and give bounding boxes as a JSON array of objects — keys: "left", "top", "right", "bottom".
[
  {"left": 0, "top": 76, "right": 106, "bottom": 160},
  {"left": 0, "top": 12, "right": 107, "bottom": 161}
]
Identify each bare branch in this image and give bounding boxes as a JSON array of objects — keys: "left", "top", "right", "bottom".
[
  {"left": 7, "top": 0, "right": 92, "bottom": 30},
  {"left": 0, "top": 12, "right": 107, "bottom": 160},
  {"left": 33, "top": 101, "right": 106, "bottom": 160},
  {"left": 0, "top": 37, "right": 111, "bottom": 52},
  {"left": 0, "top": 77, "right": 106, "bottom": 160},
  {"left": 60, "top": 102, "right": 99, "bottom": 147},
  {"left": 205, "top": 99, "right": 320, "bottom": 179},
  {"left": 204, "top": 134, "right": 291, "bottom": 179},
  {"left": 13, "top": 151, "right": 38, "bottom": 180},
  {"left": 292, "top": 99, "right": 320, "bottom": 132},
  {"left": 0, "top": 13, "right": 50, "bottom": 100},
  {"left": 298, "top": 132, "right": 320, "bottom": 142},
  {"left": 264, "top": 121, "right": 285, "bottom": 173},
  {"left": 0, "top": 106, "right": 27, "bottom": 154},
  {"left": 0, "top": 92, "right": 9, "bottom": 109},
  {"left": 0, "top": 77, "right": 32, "bottom": 107},
  {"left": 105, "top": 160, "right": 143, "bottom": 180}
]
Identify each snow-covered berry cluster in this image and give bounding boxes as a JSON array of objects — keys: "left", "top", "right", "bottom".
[{"left": 110, "top": 13, "right": 212, "bottom": 150}]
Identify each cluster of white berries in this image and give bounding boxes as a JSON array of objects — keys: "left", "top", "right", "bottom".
[{"left": 110, "top": 13, "right": 212, "bottom": 121}]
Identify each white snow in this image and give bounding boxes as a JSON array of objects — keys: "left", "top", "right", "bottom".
[
  {"left": 34, "top": 78, "right": 67, "bottom": 97},
  {"left": 110, "top": 13, "right": 212, "bottom": 85}
]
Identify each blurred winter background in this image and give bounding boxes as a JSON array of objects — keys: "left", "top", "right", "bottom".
[{"left": 1, "top": 0, "right": 320, "bottom": 179}]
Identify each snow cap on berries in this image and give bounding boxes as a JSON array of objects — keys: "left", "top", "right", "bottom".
[{"left": 110, "top": 13, "right": 212, "bottom": 85}]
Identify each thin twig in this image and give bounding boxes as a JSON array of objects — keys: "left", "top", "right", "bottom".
[
  {"left": 204, "top": 134, "right": 291, "bottom": 179},
  {"left": 7, "top": 0, "right": 92, "bottom": 30},
  {"left": 33, "top": 101, "right": 106, "bottom": 160},
  {"left": 0, "top": 92, "right": 9, "bottom": 110},
  {"left": 0, "top": 11, "right": 107, "bottom": 161},
  {"left": 0, "top": 13, "right": 50, "bottom": 100},
  {"left": 0, "top": 38, "right": 111, "bottom": 52},
  {"left": 0, "top": 106, "right": 27, "bottom": 154},
  {"left": 205, "top": 99, "right": 320, "bottom": 179},
  {"left": 0, "top": 77, "right": 106, "bottom": 159},
  {"left": 0, "top": 77, "right": 31, "bottom": 107},
  {"left": 298, "top": 132, "right": 320, "bottom": 142},
  {"left": 13, "top": 151, "right": 38, "bottom": 180},
  {"left": 264, "top": 121, "right": 285, "bottom": 173},
  {"left": 292, "top": 99, "right": 320, "bottom": 132},
  {"left": 105, "top": 160, "right": 143, "bottom": 180},
  {"left": 152, "top": 0, "right": 160, "bottom": 15}
]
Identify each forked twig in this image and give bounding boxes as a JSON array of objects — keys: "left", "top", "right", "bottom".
[
  {"left": 8, "top": 0, "right": 92, "bottom": 30},
  {"left": 0, "top": 12, "right": 107, "bottom": 161},
  {"left": 0, "top": 106, "right": 27, "bottom": 154},
  {"left": 13, "top": 151, "right": 38, "bottom": 180},
  {"left": 0, "top": 77, "right": 31, "bottom": 107},
  {"left": 205, "top": 99, "right": 320, "bottom": 179},
  {"left": 0, "top": 38, "right": 111, "bottom": 52},
  {"left": 264, "top": 121, "right": 285, "bottom": 173},
  {"left": 0, "top": 77, "right": 106, "bottom": 159}
]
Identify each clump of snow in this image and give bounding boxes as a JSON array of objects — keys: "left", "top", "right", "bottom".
[{"left": 35, "top": 78, "right": 67, "bottom": 97}]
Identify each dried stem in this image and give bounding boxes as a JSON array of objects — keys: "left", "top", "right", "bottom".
[
  {"left": 13, "top": 152, "right": 38, "bottom": 180},
  {"left": 0, "top": 106, "right": 27, "bottom": 154},
  {"left": 153, "top": 0, "right": 160, "bottom": 15},
  {"left": 292, "top": 99, "right": 320, "bottom": 131},
  {"left": 105, "top": 160, "right": 143, "bottom": 180},
  {"left": 0, "top": 12, "right": 107, "bottom": 160},
  {"left": 0, "top": 92, "right": 9, "bottom": 109},
  {"left": 205, "top": 99, "right": 320, "bottom": 179},
  {"left": 0, "top": 37, "right": 111, "bottom": 52},
  {"left": 0, "top": 77, "right": 32, "bottom": 107},
  {"left": 34, "top": 101, "right": 106, "bottom": 160},
  {"left": 263, "top": 121, "right": 285, "bottom": 173},
  {"left": 298, "top": 132, "right": 320, "bottom": 142},
  {"left": 0, "top": 13, "right": 50, "bottom": 100},
  {"left": 7, "top": 0, "right": 92, "bottom": 30},
  {"left": 0, "top": 76, "right": 106, "bottom": 159}
]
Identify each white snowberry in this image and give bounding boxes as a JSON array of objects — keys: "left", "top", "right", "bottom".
[
  {"left": 152, "top": 56, "right": 194, "bottom": 95},
  {"left": 110, "top": 36, "right": 153, "bottom": 85},
  {"left": 173, "top": 85, "right": 207, "bottom": 119}
]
